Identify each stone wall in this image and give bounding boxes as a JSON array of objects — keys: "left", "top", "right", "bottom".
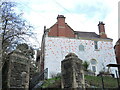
[
  {"left": 61, "top": 53, "right": 85, "bottom": 89},
  {"left": 0, "top": 38, "right": 2, "bottom": 90},
  {"left": 8, "top": 51, "right": 30, "bottom": 89},
  {"left": 0, "top": 35, "right": 1, "bottom": 87},
  {"left": 0, "top": 1, "right": 2, "bottom": 89}
]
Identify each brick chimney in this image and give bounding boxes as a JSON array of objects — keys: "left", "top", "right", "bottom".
[
  {"left": 98, "top": 21, "right": 107, "bottom": 38},
  {"left": 57, "top": 15, "right": 66, "bottom": 36}
]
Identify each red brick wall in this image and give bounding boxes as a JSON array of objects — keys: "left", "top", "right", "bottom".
[
  {"left": 48, "top": 23, "right": 75, "bottom": 38},
  {"left": 115, "top": 39, "right": 120, "bottom": 77},
  {"left": 65, "top": 24, "right": 75, "bottom": 38},
  {"left": 48, "top": 15, "right": 75, "bottom": 38},
  {"left": 48, "top": 24, "right": 58, "bottom": 36},
  {"left": 98, "top": 22, "right": 107, "bottom": 38},
  {"left": 115, "top": 39, "right": 120, "bottom": 64}
]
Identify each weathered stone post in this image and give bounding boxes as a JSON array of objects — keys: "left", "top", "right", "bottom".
[
  {"left": 61, "top": 53, "right": 85, "bottom": 89},
  {"left": 0, "top": 1, "right": 2, "bottom": 89},
  {"left": 7, "top": 50, "right": 30, "bottom": 89},
  {"left": 0, "top": 39, "right": 1, "bottom": 87}
]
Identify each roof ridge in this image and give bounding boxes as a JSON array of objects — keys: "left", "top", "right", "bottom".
[{"left": 74, "top": 31, "right": 96, "bottom": 33}]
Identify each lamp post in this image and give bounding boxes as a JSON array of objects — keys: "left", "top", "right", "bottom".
[
  {"left": 101, "top": 74, "right": 104, "bottom": 90},
  {"left": 115, "top": 70, "right": 120, "bottom": 89}
]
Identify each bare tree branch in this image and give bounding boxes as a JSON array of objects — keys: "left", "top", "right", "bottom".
[{"left": 1, "top": 2, "right": 34, "bottom": 70}]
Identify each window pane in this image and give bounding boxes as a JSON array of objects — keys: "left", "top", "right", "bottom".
[
  {"left": 94, "top": 41, "right": 98, "bottom": 49},
  {"left": 79, "top": 45, "right": 84, "bottom": 51},
  {"left": 92, "top": 66, "right": 96, "bottom": 72},
  {"left": 91, "top": 59, "right": 97, "bottom": 65}
]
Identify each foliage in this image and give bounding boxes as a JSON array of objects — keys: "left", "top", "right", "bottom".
[
  {"left": 50, "top": 72, "right": 61, "bottom": 78},
  {"left": 16, "top": 43, "right": 35, "bottom": 58},
  {"left": 1, "top": 2, "right": 33, "bottom": 69},
  {"left": 1, "top": 2, "right": 30, "bottom": 52},
  {"left": 101, "top": 63, "right": 108, "bottom": 72},
  {"left": 1, "top": 2, "right": 36, "bottom": 89},
  {"left": 15, "top": 43, "right": 37, "bottom": 78},
  {"left": 82, "top": 61, "right": 89, "bottom": 71}
]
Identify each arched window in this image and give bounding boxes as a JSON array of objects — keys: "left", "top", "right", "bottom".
[
  {"left": 79, "top": 45, "right": 84, "bottom": 51},
  {"left": 91, "top": 59, "right": 97, "bottom": 72}
]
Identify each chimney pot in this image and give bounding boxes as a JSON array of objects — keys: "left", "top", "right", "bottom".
[
  {"left": 57, "top": 15, "right": 66, "bottom": 36},
  {"left": 98, "top": 21, "right": 105, "bottom": 26},
  {"left": 98, "top": 21, "right": 107, "bottom": 38},
  {"left": 57, "top": 15, "right": 65, "bottom": 19}
]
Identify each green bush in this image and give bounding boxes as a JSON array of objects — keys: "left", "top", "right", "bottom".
[{"left": 82, "top": 61, "right": 89, "bottom": 71}]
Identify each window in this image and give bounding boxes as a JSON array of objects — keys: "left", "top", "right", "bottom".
[
  {"left": 79, "top": 45, "right": 84, "bottom": 51},
  {"left": 92, "top": 66, "right": 96, "bottom": 72},
  {"left": 91, "top": 60, "right": 97, "bottom": 65},
  {"left": 91, "top": 59, "right": 97, "bottom": 72},
  {"left": 94, "top": 41, "right": 98, "bottom": 50}
]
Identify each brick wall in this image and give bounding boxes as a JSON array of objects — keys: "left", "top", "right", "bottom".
[
  {"left": 48, "top": 15, "right": 75, "bottom": 38},
  {"left": 115, "top": 39, "right": 120, "bottom": 64},
  {"left": 98, "top": 22, "right": 107, "bottom": 38}
]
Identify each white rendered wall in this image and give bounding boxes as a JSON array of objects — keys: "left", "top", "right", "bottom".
[{"left": 44, "top": 37, "right": 117, "bottom": 78}]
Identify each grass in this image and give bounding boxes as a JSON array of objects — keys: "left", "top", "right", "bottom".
[
  {"left": 41, "top": 75, "right": 119, "bottom": 88},
  {"left": 84, "top": 75, "right": 118, "bottom": 88},
  {"left": 41, "top": 76, "right": 61, "bottom": 88}
]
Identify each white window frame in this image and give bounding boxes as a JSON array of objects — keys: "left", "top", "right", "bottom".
[{"left": 91, "top": 59, "right": 97, "bottom": 73}]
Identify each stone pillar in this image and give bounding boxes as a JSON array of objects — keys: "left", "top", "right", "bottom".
[
  {"left": 0, "top": 36, "right": 2, "bottom": 90},
  {"left": 0, "top": 2, "right": 2, "bottom": 88},
  {"left": 61, "top": 53, "right": 85, "bottom": 89},
  {"left": 0, "top": 34, "right": 1, "bottom": 88},
  {"left": 8, "top": 51, "right": 30, "bottom": 89}
]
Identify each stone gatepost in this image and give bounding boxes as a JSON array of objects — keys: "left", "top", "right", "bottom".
[
  {"left": 7, "top": 50, "right": 30, "bottom": 89},
  {"left": 61, "top": 53, "right": 85, "bottom": 89}
]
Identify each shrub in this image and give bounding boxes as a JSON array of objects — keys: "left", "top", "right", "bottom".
[{"left": 82, "top": 61, "right": 89, "bottom": 71}]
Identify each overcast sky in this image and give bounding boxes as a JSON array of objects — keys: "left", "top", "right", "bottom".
[{"left": 5, "top": 0, "right": 120, "bottom": 49}]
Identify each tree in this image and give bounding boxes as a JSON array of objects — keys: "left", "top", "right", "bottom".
[
  {"left": 16, "top": 43, "right": 35, "bottom": 59},
  {"left": 0, "top": 2, "right": 33, "bottom": 70},
  {"left": 82, "top": 61, "right": 89, "bottom": 71}
]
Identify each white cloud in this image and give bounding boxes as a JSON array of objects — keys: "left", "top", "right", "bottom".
[{"left": 13, "top": 0, "right": 120, "bottom": 47}]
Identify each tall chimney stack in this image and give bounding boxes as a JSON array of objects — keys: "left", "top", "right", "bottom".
[
  {"left": 57, "top": 15, "right": 66, "bottom": 36},
  {"left": 98, "top": 21, "right": 107, "bottom": 38}
]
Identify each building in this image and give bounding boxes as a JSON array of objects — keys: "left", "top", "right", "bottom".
[
  {"left": 40, "top": 15, "right": 117, "bottom": 78},
  {"left": 36, "top": 50, "right": 41, "bottom": 71},
  {"left": 114, "top": 39, "right": 120, "bottom": 76},
  {"left": 114, "top": 39, "right": 120, "bottom": 64}
]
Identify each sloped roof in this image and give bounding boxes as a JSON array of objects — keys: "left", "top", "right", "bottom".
[
  {"left": 46, "top": 22, "right": 112, "bottom": 40},
  {"left": 74, "top": 31, "right": 112, "bottom": 40},
  {"left": 74, "top": 31, "right": 100, "bottom": 38}
]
